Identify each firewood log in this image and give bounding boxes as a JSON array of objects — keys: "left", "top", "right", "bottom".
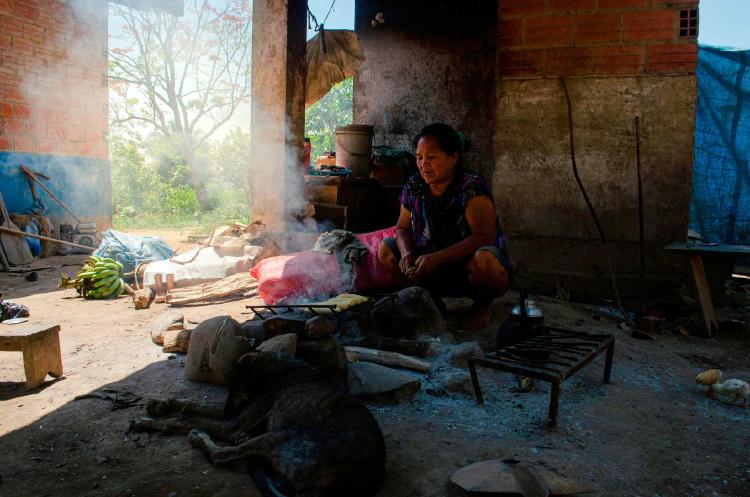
[
  {"left": 343, "top": 346, "right": 431, "bottom": 372},
  {"left": 358, "top": 336, "right": 432, "bottom": 358}
]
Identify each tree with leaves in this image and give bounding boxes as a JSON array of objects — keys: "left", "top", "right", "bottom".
[
  {"left": 109, "top": 0, "right": 251, "bottom": 210},
  {"left": 304, "top": 77, "right": 353, "bottom": 159},
  {"left": 209, "top": 127, "right": 251, "bottom": 205}
]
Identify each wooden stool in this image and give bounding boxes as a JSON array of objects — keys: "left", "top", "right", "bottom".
[{"left": 0, "top": 323, "right": 63, "bottom": 389}]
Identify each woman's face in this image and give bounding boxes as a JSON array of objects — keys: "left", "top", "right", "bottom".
[{"left": 415, "top": 136, "right": 458, "bottom": 186}]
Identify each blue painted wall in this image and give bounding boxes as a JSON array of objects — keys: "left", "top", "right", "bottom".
[{"left": 0, "top": 151, "right": 111, "bottom": 219}]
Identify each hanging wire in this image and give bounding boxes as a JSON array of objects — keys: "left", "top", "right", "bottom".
[
  {"left": 308, "top": 8, "right": 320, "bottom": 31},
  {"left": 307, "top": 0, "right": 336, "bottom": 32},
  {"left": 322, "top": 0, "right": 337, "bottom": 25},
  {"left": 559, "top": 77, "right": 637, "bottom": 332},
  {"left": 308, "top": 0, "right": 336, "bottom": 53}
]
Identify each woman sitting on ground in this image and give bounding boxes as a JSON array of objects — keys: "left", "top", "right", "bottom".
[{"left": 377, "top": 123, "right": 512, "bottom": 329}]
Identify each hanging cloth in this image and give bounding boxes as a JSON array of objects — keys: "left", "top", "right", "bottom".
[{"left": 305, "top": 29, "right": 365, "bottom": 108}]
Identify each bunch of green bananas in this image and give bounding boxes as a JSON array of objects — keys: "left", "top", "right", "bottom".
[{"left": 60, "top": 256, "right": 125, "bottom": 299}]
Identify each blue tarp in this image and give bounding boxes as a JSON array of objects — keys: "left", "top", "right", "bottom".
[
  {"left": 94, "top": 230, "right": 173, "bottom": 275},
  {"left": 690, "top": 45, "right": 750, "bottom": 243}
]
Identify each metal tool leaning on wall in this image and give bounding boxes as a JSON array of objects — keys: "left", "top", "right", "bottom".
[{"left": 19, "top": 164, "right": 101, "bottom": 252}]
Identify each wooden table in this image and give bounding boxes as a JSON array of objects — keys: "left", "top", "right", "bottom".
[
  {"left": 0, "top": 323, "right": 63, "bottom": 388},
  {"left": 664, "top": 242, "right": 750, "bottom": 337},
  {"left": 468, "top": 327, "right": 614, "bottom": 430},
  {"left": 304, "top": 175, "right": 394, "bottom": 232}
]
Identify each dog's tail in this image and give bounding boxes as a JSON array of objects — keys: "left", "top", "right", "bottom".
[{"left": 250, "top": 466, "right": 291, "bottom": 497}]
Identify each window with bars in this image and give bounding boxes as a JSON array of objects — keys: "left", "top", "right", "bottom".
[{"left": 680, "top": 8, "right": 698, "bottom": 38}]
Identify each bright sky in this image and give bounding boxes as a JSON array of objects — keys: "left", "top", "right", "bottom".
[
  {"left": 306, "top": 0, "right": 354, "bottom": 40},
  {"left": 697, "top": 0, "right": 749, "bottom": 49}
]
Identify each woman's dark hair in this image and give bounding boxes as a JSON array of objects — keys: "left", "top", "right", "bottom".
[{"left": 412, "top": 123, "right": 469, "bottom": 157}]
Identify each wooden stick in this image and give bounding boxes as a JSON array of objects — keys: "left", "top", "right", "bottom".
[
  {"left": 0, "top": 225, "right": 94, "bottom": 252},
  {"left": 343, "top": 346, "right": 431, "bottom": 372},
  {"left": 166, "top": 272, "right": 258, "bottom": 305},
  {"left": 0, "top": 192, "right": 17, "bottom": 269},
  {"left": 358, "top": 336, "right": 432, "bottom": 358},
  {"left": 20, "top": 165, "right": 82, "bottom": 223}
]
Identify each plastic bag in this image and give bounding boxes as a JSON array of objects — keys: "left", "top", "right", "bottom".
[
  {"left": 24, "top": 220, "right": 41, "bottom": 257},
  {"left": 94, "top": 230, "right": 173, "bottom": 275},
  {"left": 142, "top": 245, "right": 266, "bottom": 289},
  {"left": 0, "top": 299, "right": 30, "bottom": 321},
  {"left": 250, "top": 227, "right": 400, "bottom": 304}
]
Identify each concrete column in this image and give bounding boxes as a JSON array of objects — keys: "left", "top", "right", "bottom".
[{"left": 249, "top": 0, "right": 308, "bottom": 229}]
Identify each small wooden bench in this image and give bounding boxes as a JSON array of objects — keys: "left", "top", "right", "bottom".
[
  {"left": 0, "top": 323, "right": 63, "bottom": 389},
  {"left": 664, "top": 242, "right": 750, "bottom": 337},
  {"left": 468, "top": 327, "right": 614, "bottom": 430}
]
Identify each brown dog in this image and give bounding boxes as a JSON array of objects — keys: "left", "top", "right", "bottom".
[{"left": 131, "top": 353, "right": 386, "bottom": 497}]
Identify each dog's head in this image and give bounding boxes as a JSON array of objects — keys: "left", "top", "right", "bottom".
[{"left": 224, "top": 352, "right": 285, "bottom": 416}]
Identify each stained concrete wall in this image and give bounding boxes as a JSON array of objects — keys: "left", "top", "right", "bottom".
[
  {"left": 494, "top": 75, "right": 696, "bottom": 286},
  {"left": 353, "top": 0, "right": 497, "bottom": 181}
]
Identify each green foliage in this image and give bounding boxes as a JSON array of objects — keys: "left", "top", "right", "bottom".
[
  {"left": 305, "top": 78, "right": 354, "bottom": 159},
  {"left": 111, "top": 131, "right": 250, "bottom": 230},
  {"left": 110, "top": 136, "right": 157, "bottom": 213},
  {"left": 207, "top": 127, "right": 251, "bottom": 204},
  {"left": 150, "top": 137, "right": 193, "bottom": 187}
]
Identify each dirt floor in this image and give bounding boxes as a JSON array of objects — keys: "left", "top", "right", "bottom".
[{"left": 1, "top": 237, "right": 750, "bottom": 497}]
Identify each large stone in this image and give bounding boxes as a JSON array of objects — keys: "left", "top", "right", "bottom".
[
  {"left": 162, "top": 329, "right": 191, "bottom": 354},
  {"left": 263, "top": 315, "right": 306, "bottom": 338},
  {"left": 443, "top": 371, "right": 474, "bottom": 397},
  {"left": 448, "top": 341, "right": 483, "bottom": 368},
  {"left": 304, "top": 316, "right": 336, "bottom": 339},
  {"left": 370, "top": 286, "right": 446, "bottom": 339},
  {"left": 240, "top": 320, "right": 267, "bottom": 349},
  {"left": 347, "top": 361, "right": 421, "bottom": 402},
  {"left": 186, "top": 316, "right": 251, "bottom": 385},
  {"left": 150, "top": 310, "right": 184, "bottom": 345},
  {"left": 256, "top": 333, "right": 297, "bottom": 357},
  {"left": 451, "top": 459, "right": 590, "bottom": 496},
  {"left": 296, "top": 338, "right": 348, "bottom": 378}
]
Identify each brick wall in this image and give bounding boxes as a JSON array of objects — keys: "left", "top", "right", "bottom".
[
  {"left": 0, "top": 0, "right": 109, "bottom": 159},
  {"left": 498, "top": 0, "right": 699, "bottom": 78}
]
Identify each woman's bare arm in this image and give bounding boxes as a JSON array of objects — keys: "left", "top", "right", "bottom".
[
  {"left": 414, "top": 195, "right": 496, "bottom": 277},
  {"left": 395, "top": 205, "right": 418, "bottom": 274}
]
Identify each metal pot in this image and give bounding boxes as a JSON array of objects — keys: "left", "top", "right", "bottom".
[
  {"left": 495, "top": 289, "right": 544, "bottom": 350},
  {"left": 510, "top": 298, "right": 545, "bottom": 327}
]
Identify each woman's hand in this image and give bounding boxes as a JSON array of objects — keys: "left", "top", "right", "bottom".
[
  {"left": 399, "top": 254, "right": 417, "bottom": 278},
  {"left": 414, "top": 253, "right": 443, "bottom": 279}
]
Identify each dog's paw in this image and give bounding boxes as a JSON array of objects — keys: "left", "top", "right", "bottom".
[
  {"left": 188, "top": 429, "right": 210, "bottom": 448},
  {"left": 130, "top": 418, "right": 156, "bottom": 432},
  {"left": 146, "top": 398, "right": 176, "bottom": 416},
  {"left": 231, "top": 431, "right": 251, "bottom": 445}
]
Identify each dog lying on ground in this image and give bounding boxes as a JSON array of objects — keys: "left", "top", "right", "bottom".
[{"left": 130, "top": 352, "right": 386, "bottom": 497}]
